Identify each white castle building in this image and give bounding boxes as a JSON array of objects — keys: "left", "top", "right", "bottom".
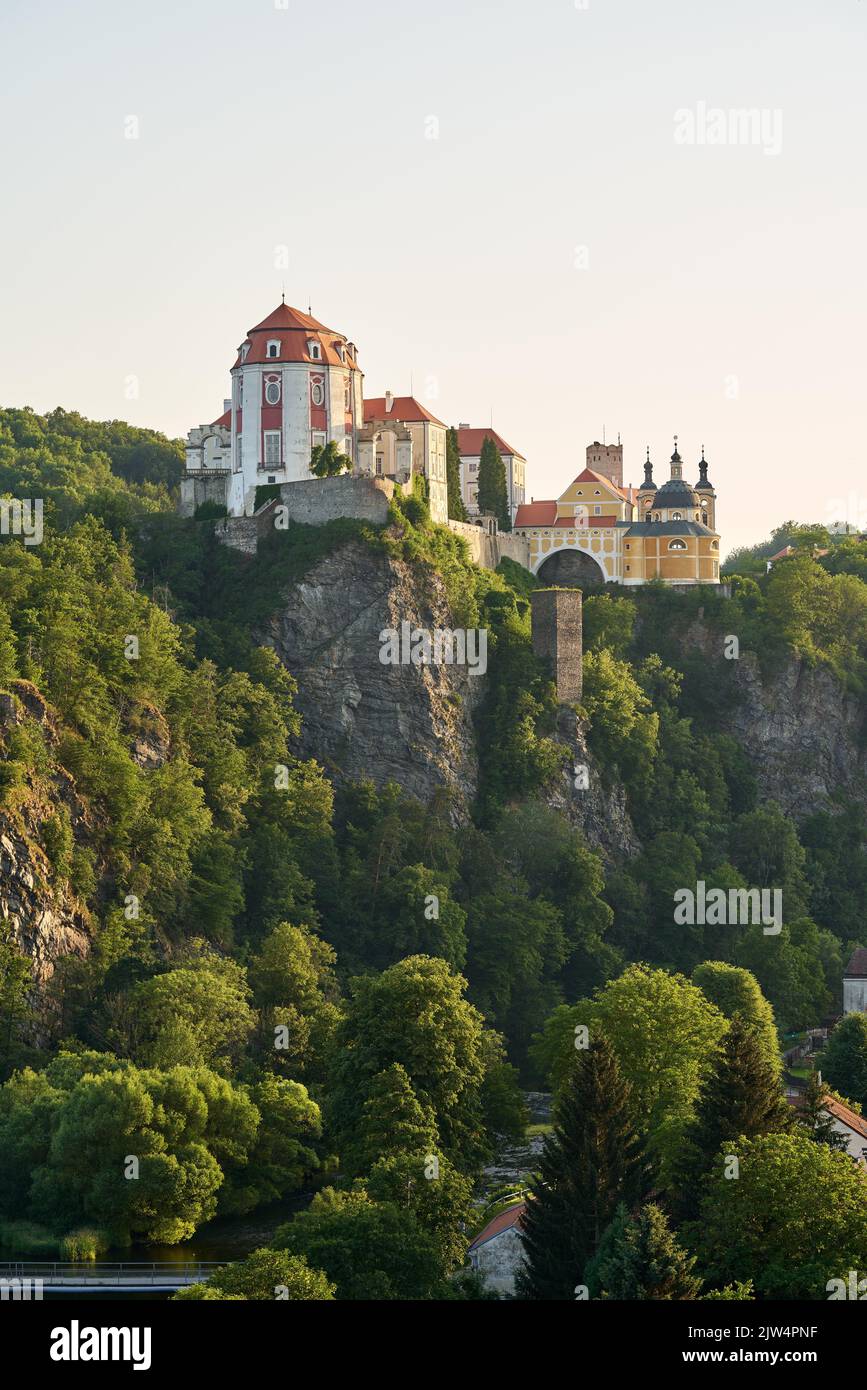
[{"left": 182, "top": 300, "right": 448, "bottom": 522}]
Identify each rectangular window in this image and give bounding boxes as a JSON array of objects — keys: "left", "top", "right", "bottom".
[
  {"left": 312, "top": 431, "right": 326, "bottom": 450},
  {"left": 264, "top": 431, "right": 281, "bottom": 465},
  {"left": 594, "top": 505, "right": 602, "bottom": 515}
]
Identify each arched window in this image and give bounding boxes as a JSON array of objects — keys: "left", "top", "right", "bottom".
[
  {"left": 671, "top": 510, "right": 682, "bottom": 520},
  {"left": 265, "top": 375, "right": 281, "bottom": 406},
  {"left": 669, "top": 539, "right": 687, "bottom": 550},
  {"left": 266, "top": 340, "right": 281, "bottom": 359}
]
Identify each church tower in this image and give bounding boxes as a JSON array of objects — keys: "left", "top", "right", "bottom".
[{"left": 694, "top": 446, "right": 716, "bottom": 530}]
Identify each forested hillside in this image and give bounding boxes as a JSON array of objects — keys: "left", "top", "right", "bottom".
[{"left": 1, "top": 405, "right": 867, "bottom": 1299}]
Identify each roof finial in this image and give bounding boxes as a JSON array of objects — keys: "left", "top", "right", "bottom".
[
  {"left": 281, "top": 283, "right": 285, "bottom": 305},
  {"left": 646, "top": 445, "right": 650, "bottom": 462}
]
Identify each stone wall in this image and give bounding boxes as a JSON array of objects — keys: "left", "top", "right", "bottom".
[
  {"left": 530, "top": 587, "right": 583, "bottom": 703},
  {"left": 275, "top": 473, "right": 400, "bottom": 526},
  {"left": 179, "top": 473, "right": 230, "bottom": 518},
  {"left": 445, "top": 518, "right": 530, "bottom": 570}
]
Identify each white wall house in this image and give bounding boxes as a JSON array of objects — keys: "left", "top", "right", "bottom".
[
  {"left": 457, "top": 426, "right": 526, "bottom": 522},
  {"left": 843, "top": 947, "right": 867, "bottom": 1015}
]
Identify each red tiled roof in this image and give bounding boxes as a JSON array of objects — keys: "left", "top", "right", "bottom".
[
  {"left": 468, "top": 1202, "right": 526, "bottom": 1252},
  {"left": 514, "top": 501, "right": 557, "bottom": 527},
  {"left": 456, "top": 427, "right": 522, "bottom": 459},
  {"left": 572, "top": 466, "right": 628, "bottom": 500},
  {"left": 845, "top": 947, "right": 867, "bottom": 977},
  {"left": 211, "top": 409, "right": 231, "bottom": 429},
  {"left": 824, "top": 1095, "right": 867, "bottom": 1141},
  {"left": 363, "top": 396, "right": 445, "bottom": 427},
  {"left": 232, "top": 302, "right": 357, "bottom": 371}
]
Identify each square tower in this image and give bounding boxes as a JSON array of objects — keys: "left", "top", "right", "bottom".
[{"left": 530, "top": 588, "right": 583, "bottom": 703}]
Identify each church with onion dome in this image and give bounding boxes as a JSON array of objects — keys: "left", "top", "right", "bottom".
[{"left": 512, "top": 437, "right": 721, "bottom": 587}]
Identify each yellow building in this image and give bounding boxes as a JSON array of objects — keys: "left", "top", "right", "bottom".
[{"left": 513, "top": 440, "right": 721, "bottom": 587}]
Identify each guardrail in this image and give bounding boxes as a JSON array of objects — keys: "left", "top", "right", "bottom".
[{"left": 0, "top": 1261, "right": 230, "bottom": 1287}]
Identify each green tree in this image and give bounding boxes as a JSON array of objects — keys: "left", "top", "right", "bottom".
[
  {"left": 692, "top": 1131, "right": 867, "bottom": 1299},
  {"left": 477, "top": 436, "right": 510, "bottom": 530},
  {"left": 585, "top": 1203, "right": 702, "bottom": 1300},
  {"left": 820, "top": 1013, "right": 867, "bottom": 1109},
  {"left": 310, "top": 441, "right": 349, "bottom": 478},
  {"left": 446, "top": 427, "right": 468, "bottom": 522},
  {"left": 533, "top": 965, "right": 727, "bottom": 1173},
  {"left": 671, "top": 1014, "right": 793, "bottom": 1219},
  {"left": 328, "top": 956, "right": 489, "bottom": 1171},
  {"left": 796, "top": 1070, "right": 853, "bottom": 1153},
  {"left": 341, "top": 1063, "right": 439, "bottom": 1177},
  {"left": 691, "top": 963, "right": 781, "bottom": 1075},
  {"left": 517, "top": 1036, "right": 646, "bottom": 1300},
  {"left": 364, "top": 1149, "right": 473, "bottom": 1271},
  {"left": 175, "top": 1248, "right": 335, "bottom": 1300},
  {"left": 276, "top": 1187, "right": 448, "bottom": 1299}
]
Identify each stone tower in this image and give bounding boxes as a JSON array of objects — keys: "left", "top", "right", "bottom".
[{"left": 530, "top": 587, "right": 583, "bottom": 703}]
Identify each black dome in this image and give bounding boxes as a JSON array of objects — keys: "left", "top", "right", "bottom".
[{"left": 651, "top": 477, "right": 699, "bottom": 509}]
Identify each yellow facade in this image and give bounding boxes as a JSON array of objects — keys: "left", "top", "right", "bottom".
[{"left": 514, "top": 447, "right": 721, "bottom": 587}]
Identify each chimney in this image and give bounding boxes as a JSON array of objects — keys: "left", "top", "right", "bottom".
[
  {"left": 385, "top": 390, "right": 394, "bottom": 414},
  {"left": 458, "top": 422, "right": 470, "bottom": 430},
  {"left": 530, "top": 588, "right": 583, "bottom": 703}
]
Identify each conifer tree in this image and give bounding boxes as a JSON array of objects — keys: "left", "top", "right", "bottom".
[
  {"left": 477, "top": 436, "right": 510, "bottom": 531},
  {"left": 797, "top": 1069, "right": 852, "bottom": 1153},
  {"left": 672, "top": 1013, "right": 793, "bottom": 1222},
  {"left": 446, "top": 427, "right": 468, "bottom": 522},
  {"left": 585, "top": 1202, "right": 702, "bottom": 1300},
  {"left": 516, "top": 1035, "right": 646, "bottom": 1300}
]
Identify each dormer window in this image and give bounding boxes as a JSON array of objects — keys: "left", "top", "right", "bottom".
[
  {"left": 336, "top": 343, "right": 345, "bottom": 363},
  {"left": 240, "top": 342, "right": 250, "bottom": 362},
  {"left": 266, "top": 340, "right": 281, "bottom": 359},
  {"left": 308, "top": 340, "right": 322, "bottom": 361},
  {"left": 672, "top": 511, "right": 682, "bottom": 520}
]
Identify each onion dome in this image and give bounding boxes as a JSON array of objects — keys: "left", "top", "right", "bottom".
[{"left": 695, "top": 446, "right": 714, "bottom": 492}]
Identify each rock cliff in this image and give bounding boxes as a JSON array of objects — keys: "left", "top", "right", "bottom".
[
  {"left": 258, "top": 541, "right": 484, "bottom": 820},
  {"left": 684, "top": 621, "right": 867, "bottom": 818}
]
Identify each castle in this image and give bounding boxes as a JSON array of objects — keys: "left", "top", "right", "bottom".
[
  {"left": 182, "top": 300, "right": 721, "bottom": 587},
  {"left": 513, "top": 438, "right": 721, "bottom": 586},
  {"left": 182, "top": 299, "right": 449, "bottom": 523}
]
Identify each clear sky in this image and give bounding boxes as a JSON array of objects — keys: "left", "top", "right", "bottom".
[{"left": 1, "top": 0, "right": 865, "bottom": 553}]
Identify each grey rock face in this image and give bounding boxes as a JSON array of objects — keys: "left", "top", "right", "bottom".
[
  {"left": 0, "top": 819, "right": 89, "bottom": 990},
  {"left": 258, "top": 542, "right": 485, "bottom": 820},
  {"left": 545, "top": 709, "right": 641, "bottom": 862},
  {"left": 684, "top": 620, "right": 867, "bottom": 818}
]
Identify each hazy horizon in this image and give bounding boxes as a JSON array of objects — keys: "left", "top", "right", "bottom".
[{"left": 2, "top": 0, "right": 865, "bottom": 553}]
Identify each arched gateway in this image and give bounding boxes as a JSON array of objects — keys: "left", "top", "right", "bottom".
[{"left": 535, "top": 548, "right": 606, "bottom": 588}]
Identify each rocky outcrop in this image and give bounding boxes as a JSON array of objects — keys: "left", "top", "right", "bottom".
[
  {"left": 545, "top": 709, "right": 641, "bottom": 862},
  {"left": 0, "top": 816, "right": 89, "bottom": 988},
  {"left": 258, "top": 541, "right": 484, "bottom": 819},
  {"left": 0, "top": 683, "right": 92, "bottom": 1002},
  {"left": 683, "top": 621, "right": 867, "bottom": 819}
]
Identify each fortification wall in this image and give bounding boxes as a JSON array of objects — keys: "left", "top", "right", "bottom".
[
  {"left": 179, "top": 473, "right": 230, "bottom": 518},
  {"left": 445, "top": 519, "right": 530, "bottom": 571}
]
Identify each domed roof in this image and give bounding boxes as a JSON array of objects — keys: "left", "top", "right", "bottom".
[
  {"left": 232, "top": 300, "right": 358, "bottom": 370},
  {"left": 651, "top": 477, "right": 700, "bottom": 509}
]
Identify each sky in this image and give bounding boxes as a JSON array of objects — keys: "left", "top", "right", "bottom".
[{"left": 1, "top": 0, "right": 865, "bottom": 554}]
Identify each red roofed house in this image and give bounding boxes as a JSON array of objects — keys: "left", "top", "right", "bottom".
[
  {"left": 359, "top": 391, "right": 448, "bottom": 522},
  {"left": 456, "top": 426, "right": 527, "bottom": 523},
  {"left": 467, "top": 1202, "right": 527, "bottom": 1296}
]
